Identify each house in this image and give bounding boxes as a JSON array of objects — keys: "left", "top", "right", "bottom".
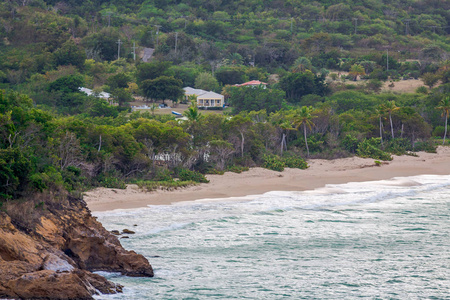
[
  {"left": 234, "top": 80, "right": 268, "bottom": 88},
  {"left": 197, "top": 91, "right": 224, "bottom": 108},
  {"left": 183, "top": 87, "right": 225, "bottom": 109},
  {"left": 183, "top": 87, "right": 207, "bottom": 102},
  {"left": 79, "top": 87, "right": 117, "bottom": 106}
]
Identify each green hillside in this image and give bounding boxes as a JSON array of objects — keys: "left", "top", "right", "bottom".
[{"left": 0, "top": 0, "right": 449, "bottom": 202}]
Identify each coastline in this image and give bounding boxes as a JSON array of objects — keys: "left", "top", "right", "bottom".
[{"left": 84, "top": 146, "right": 450, "bottom": 212}]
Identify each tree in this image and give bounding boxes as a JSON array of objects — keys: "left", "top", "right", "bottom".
[
  {"left": 375, "top": 105, "right": 385, "bottom": 144},
  {"left": 136, "top": 61, "right": 172, "bottom": 84},
  {"left": 436, "top": 97, "right": 450, "bottom": 144},
  {"left": 209, "top": 139, "right": 234, "bottom": 170},
  {"left": 227, "top": 114, "right": 252, "bottom": 158},
  {"left": 228, "top": 86, "right": 285, "bottom": 114},
  {"left": 53, "top": 39, "right": 86, "bottom": 69},
  {"left": 382, "top": 100, "right": 400, "bottom": 139},
  {"left": 280, "top": 71, "right": 327, "bottom": 103},
  {"left": 107, "top": 73, "right": 130, "bottom": 90},
  {"left": 194, "top": 72, "right": 220, "bottom": 92},
  {"left": 215, "top": 66, "right": 247, "bottom": 85},
  {"left": 421, "top": 72, "right": 440, "bottom": 89},
  {"left": 291, "top": 57, "right": 313, "bottom": 73},
  {"left": 295, "top": 106, "right": 315, "bottom": 157},
  {"left": 349, "top": 64, "right": 365, "bottom": 81},
  {"left": 140, "top": 76, "right": 183, "bottom": 104}
]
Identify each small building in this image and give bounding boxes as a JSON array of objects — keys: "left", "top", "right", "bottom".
[
  {"left": 79, "top": 87, "right": 117, "bottom": 106},
  {"left": 183, "top": 87, "right": 207, "bottom": 102},
  {"left": 234, "top": 80, "right": 268, "bottom": 88},
  {"left": 197, "top": 91, "right": 224, "bottom": 108}
]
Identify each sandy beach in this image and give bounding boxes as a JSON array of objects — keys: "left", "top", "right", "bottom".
[{"left": 84, "top": 146, "right": 450, "bottom": 212}]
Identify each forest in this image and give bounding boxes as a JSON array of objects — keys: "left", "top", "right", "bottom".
[{"left": 0, "top": 0, "right": 449, "bottom": 202}]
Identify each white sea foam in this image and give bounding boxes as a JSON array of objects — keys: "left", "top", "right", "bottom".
[{"left": 94, "top": 174, "right": 450, "bottom": 300}]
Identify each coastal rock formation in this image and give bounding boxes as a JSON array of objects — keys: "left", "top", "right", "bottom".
[{"left": 0, "top": 195, "right": 153, "bottom": 299}]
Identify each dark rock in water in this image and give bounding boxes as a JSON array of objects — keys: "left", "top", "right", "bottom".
[
  {"left": 122, "top": 229, "right": 135, "bottom": 234},
  {"left": 111, "top": 230, "right": 121, "bottom": 235},
  {"left": 133, "top": 224, "right": 138, "bottom": 227},
  {"left": 0, "top": 194, "right": 153, "bottom": 300},
  {"left": 121, "top": 236, "right": 129, "bottom": 239}
]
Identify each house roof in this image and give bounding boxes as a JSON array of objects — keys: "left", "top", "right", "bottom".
[
  {"left": 235, "top": 80, "right": 268, "bottom": 87},
  {"left": 197, "top": 91, "right": 224, "bottom": 99},
  {"left": 183, "top": 87, "right": 207, "bottom": 96},
  {"left": 79, "top": 87, "right": 110, "bottom": 99}
]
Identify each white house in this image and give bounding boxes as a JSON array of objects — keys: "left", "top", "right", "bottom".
[
  {"left": 196, "top": 91, "right": 224, "bottom": 108},
  {"left": 79, "top": 87, "right": 117, "bottom": 106},
  {"left": 183, "top": 87, "right": 207, "bottom": 102}
]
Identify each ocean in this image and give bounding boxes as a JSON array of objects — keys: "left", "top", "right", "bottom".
[{"left": 93, "top": 175, "right": 450, "bottom": 299}]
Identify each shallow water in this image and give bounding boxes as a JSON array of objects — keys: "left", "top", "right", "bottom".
[{"left": 93, "top": 175, "right": 450, "bottom": 299}]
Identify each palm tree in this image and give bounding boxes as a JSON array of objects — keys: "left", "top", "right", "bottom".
[
  {"left": 295, "top": 106, "right": 316, "bottom": 157},
  {"left": 436, "top": 96, "right": 450, "bottom": 144},
  {"left": 291, "top": 57, "right": 313, "bottom": 73},
  {"left": 279, "top": 119, "right": 295, "bottom": 155},
  {"left": 349, "top": 64, "right": 365, "bottom": 81},
  {"left": 183, "top": 100, "right": 203, "bottom": 147},
  {"left": 382, "top": 100, "right": 400, "bottom": 139},
  {"left": 183, "top": 100, "right": 203, "bottom": 123}
]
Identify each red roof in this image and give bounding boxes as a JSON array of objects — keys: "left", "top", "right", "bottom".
[{"left": 235, "top": 80, "right": 268, "bottom": 87}]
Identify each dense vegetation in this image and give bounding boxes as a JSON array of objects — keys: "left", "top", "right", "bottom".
[{"left": 0, "top": 0, "right": 449, "bottom": 202}]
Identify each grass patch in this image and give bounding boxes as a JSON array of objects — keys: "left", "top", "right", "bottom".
[{"left": 136, "top": 180, "right": 198, "bottom": 192}]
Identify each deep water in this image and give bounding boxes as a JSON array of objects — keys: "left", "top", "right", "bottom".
[{"left": 94, "top": 175, "right": 450, "bottom": 299}]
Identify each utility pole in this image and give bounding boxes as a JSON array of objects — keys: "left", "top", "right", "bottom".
[
  {"left": 155, "top": 25, "right": 161, "bottom": 48},
  {"left": 353, "top": 18, "right": 358, "bottom": 34},
  {"left": 117, "top": 39, "right": 122, "bottom": 59},
  {"left": 132, "top": 41, "right": 137, "bottom": 61},
  {"left": 174, "top": 32, "right": 178, "bottom": 54}
]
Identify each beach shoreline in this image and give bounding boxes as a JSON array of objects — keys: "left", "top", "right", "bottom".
[{"left": 84, "top": 146, "right": 450, "bottom": 212}]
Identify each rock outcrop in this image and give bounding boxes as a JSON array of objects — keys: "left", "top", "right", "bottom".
[{"left": 0, "top": 195, "right": 153, "bottom": 299}]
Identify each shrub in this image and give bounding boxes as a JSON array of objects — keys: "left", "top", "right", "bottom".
[
  {"left": 262, "top": 155, "right": 285, "bottom": 172},
  {"left": 383, "top": 138, "right": 412, "bottom": 155},
  {"left": 136, "top": 180, "right": 197, "bottom": 192},
  {"left": 225, "top": 165, "right": 249, "bottom": 173},
  {"left": 99, "top": 176, "right": 127, "bottom": 189},
  {"left": 152, "top": 167, "right": 173, "bottom": 181},
  {"left": 357, "top": 138, "right": 392, "bottom": 161},
  {"left": 432, "top": 126, "right": 445, "bottom": 137},
  {"left": 341, "top": 134, "right": 359, "bottom": 153},
  {"left": 415, "top": 86, "right": 428, "bottom": 94},
  {"left": 178, "top": 169, "right": 209, "bottom": 183},
  {"left": 283, "top": 156, "right": 308, "bottom": 169}
]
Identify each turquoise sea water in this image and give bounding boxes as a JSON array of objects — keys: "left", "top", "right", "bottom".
[{"left": 93, "top": 175, "right": 450, "bottom": 299}]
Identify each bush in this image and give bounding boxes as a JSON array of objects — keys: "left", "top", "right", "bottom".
[
  {"left": 432, "top": 126, "right": 445, "bottom": 137},
  {"left": 98, "top": 176, "right": 127, "bottom": 189},
  {"left": 178, "top": 169, "right": 209, "bottom": 183},
  {"left": 262, "top": 155, "right": 285, "bottom": 172},
  {"left": 356, "top": 138, "right": 392, "bottom": 161},
  {"left": 225, "top": 165, "right": 249, "bottom": 173},
  {"left": 152, "top": 167, "right": 173, "bottom": 181},
  {"left": 415, "top": 86, "right": 428, "bottom": 94},
  {"left": 283, "top": 156, "right": 308, "bottom": 169},
  {"left": 341, "top": 134, "right": 359, "bottom": 153},
  {"left": 413, "top": 140, "right": 437, "bottom": 153},
  {"left": 383, "top": 138, "right": 412, "bottom": 155},
  {"left": 136, "top": 180, "right": 197, "bottom": 192}
]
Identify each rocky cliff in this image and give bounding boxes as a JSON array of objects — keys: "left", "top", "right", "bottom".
[{"left": 0, "top": 194, "right": 153, "bottom": 299}]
